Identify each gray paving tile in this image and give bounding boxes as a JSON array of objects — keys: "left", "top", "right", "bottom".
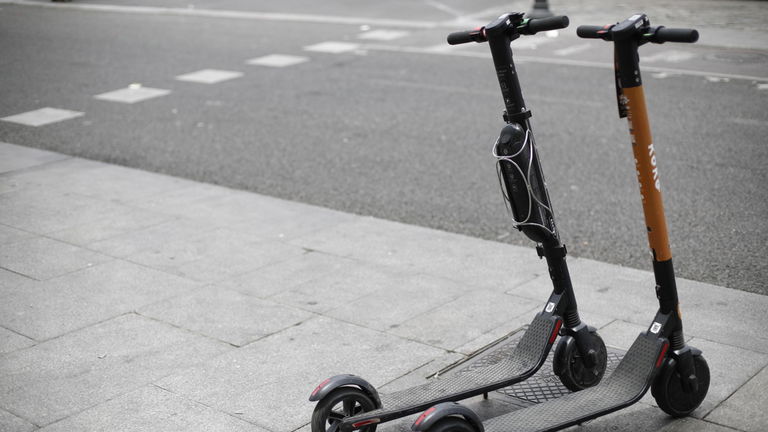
[
  {"left": 46, "top": 206, "right": 173, "bottom": 246},
  {"left": 0, "top": 236, "right": 112, "bottom": 280},
  {"left": 0, "top": 142, "right": 69, "bottom": 174},
  {"left": 0, "top": 157, "right": 104, "bottom": 196},
  {"left": 323, "top": 273, "right": 468, "bottom": 331},
  {"left": 0, "top": 408, "right": 35, "bottom": 432},
  {"left": 0, "top": 260, "right": 200, "bottom": 340},
  {"left": 706, "top": 365, "right": 768, "bottom": 432},
  {"left": 217, "top": 250, "right": 358, "bottom": 299},
  {"left": 86, "top": 218, "right": 216, "bottom": 258},
  {"left": 0, "top": 224, "right": 34, "bottom": 245},
  {"left": 139, "top": 288, "right": 314, "bottom": 347},
  {"left": 38, "top": 385, "right": 267, "bottom": 432},
  {"left": 658, "top": 417, "right": 738, "bottom": 432},
  {"left": 571, "top": 401, "right": 680, "bottom": 431},
  {"left": 390, "top": 290, "right": 540, "bottom": 351},
  {"left": 228, "top": 204, "right": 358, "bottom": 241},
  {"left": 268, "top": 261, "right": 409, "bottom": 313},
  {"left": 130, "top": 183, "right": 309, "bottom": 225},
  {"left": 379, "top": 351, "right": 466, "bottom": 393},
  {"left": 126, "top": 227, "right": 305, "bottom": 283},
  {"left": 158, "top": 316, "right": 445, "bottom": 432},
  {"left": 0, "top": 187, "right": 129, "bottom": 235},
  {"left": 597, "top": 320, "right": 649, "bottom": 350},
  {"left": 290, "top": 217, "right": 542, "bottom": 292},
  {"left": 0, "top": 313, "right": 231, "bottom": 427},
  {"left": 508, "top": 257, "right": 768, "bottom": 354},
  {"left": 0, "top": 327, "right": 35, "bottom": 354},
  {"left": 685, "top": 338, "right": 768, "bottom": 418}
]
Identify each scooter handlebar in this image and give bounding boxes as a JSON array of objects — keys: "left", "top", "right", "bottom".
[
  {"left": 447, "top": 28, "right": 485, "bottom": 45},
  {"left": 576, "top": 25, "right": 609, "bottom": 39},
  {"left": 525, "top": 15, "right": 569, "bottom": 34},
  {"left": 652, "top": 26, "right": 699, "bottom": 43}
]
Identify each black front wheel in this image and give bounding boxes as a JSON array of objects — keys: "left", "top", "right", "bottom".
[
  {"left": 424, "top": 417, "right": 478, "bottom": 432},
  {"left": 311, "top": 387, "right": 377, "bottom": 432},
  {"left": 652, "top": 353, "right": 710, "bottom": 417},
  {"left": 553, "top": 332, "right": 608, "bottom": 392}
]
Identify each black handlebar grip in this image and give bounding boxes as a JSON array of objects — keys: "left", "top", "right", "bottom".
[
  {"left": 447, "top": 30, "right": 476, "bottom": 45},
  {"left": 577, "top": 25, "right": 608, "bottom": 39},
  {"left": 655, "top": 27, "right": 699, "bottom": 43},
  {"left": 527, "top": 15, "right": 569, "bottom": 33}
]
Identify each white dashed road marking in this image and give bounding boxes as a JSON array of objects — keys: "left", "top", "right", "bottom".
[
  {"left": 304, "top": 42, "right": 360, "bottom": 54},
  {"left": 643, "top": 50, "right": 696, "bottom": 63},
  {"left": 94, "top": 85, "right": 171, "bottom": 103},
  {"left": 758, "top": 83, "right": 768, "bottom": 90},
  {"left": 175, "top": 69, "right": 244, "bottom": 84},
  {"left": 358, "top": 30, "right": 410, "bottom": 41},
  {"left": 0, "top": 107, "right": 84, "bottom": 127},
  {"left": 246, "top": 54, "right": 309, "bottom": 67}
]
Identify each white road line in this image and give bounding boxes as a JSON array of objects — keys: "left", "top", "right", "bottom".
[
  {"left": 4, "top": 0, "right": 439, "bottom": 28},
  {"left": 304, "top": 41, "right": 360, "bottom": 54},
  {"left": 361, "top": 43, "right": 768, "bottom": 83},
  {"left": 175, "top": 69, "right": 243, "bottom": 84},
  {"left": 94, "top": 85, "right": 171, "bottom": 104},
  {"left": 246, "top": 54, "right": 309, "bottom": 67},
  {"left": 0, "top": 107, "right": 83, "bottom": 127},
  {"left": 758, "top": 83, "right": 768, "bottom": 90},
  {"left": 358, "top": 30, "right": 410, "bottom": 41},
  {"left": 553, "top": 43, "right": 592, "bottom": 56}
]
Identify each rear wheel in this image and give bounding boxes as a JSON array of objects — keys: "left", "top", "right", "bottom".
[
  {"left": 652, "top": 354, "right": 710, "bottom": 417},
  {"left": 425, "top": 417, "right": 477, "bottom": 432},
  {"left": 311, "top": 387, "right": 377, "bottom": 432}
]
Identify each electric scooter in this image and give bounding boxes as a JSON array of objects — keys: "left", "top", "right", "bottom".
[
  {"left": 308, "top": 13, "right": 609, "bottom": 432},
  {"left": 412, "top": 14, "right": 710, "bottom": 432}
]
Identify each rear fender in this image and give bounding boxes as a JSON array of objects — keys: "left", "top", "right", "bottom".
[{"left": 308, "top": 374, "right": 381, "bottom": 408}]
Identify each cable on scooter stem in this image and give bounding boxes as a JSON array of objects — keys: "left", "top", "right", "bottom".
[{"left": 447, "top": 15, "right": 569, "bottom": 45}]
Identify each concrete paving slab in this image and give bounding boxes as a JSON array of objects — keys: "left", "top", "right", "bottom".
[
  {"left": 0, "top": 260, "right": 200, "bottom": 340},
  {"left": 390, "top": 290, "right": 540, "bottom": 351},
  {"left": 46, "top": 205, "right": 174, "bottom": 246},
  {"left": 269, "top": 260, "right": 412, "bottom": 314},
  {"left": 228, "top": 205, "right": 358, "bottom": 242},
  {"left": 658, "top": 417, "right": 739, "bottom": 432},
  {"left": 0, "top": 236, "right": 112, "bottom": 280},
  {"left": 0, "top": 224, "right": 34, "bottom": 245},
  {"left": 508, "top": 257, "right": 768, "bottom": 354},
  {"left": 126, "top": 227, "right": 305, "bottom": 283},
  {"left": 0, "top": 157, "right": 105, "bottom": 196},
  {"left": 0, "top": 408, "right": 35, "bottom": 432},
  {"left": 216, "top": 250, "right": 359, "bottom": 299},
  {"left": 138, "top": 287, "right": 314, "bottom": 347},
  {"left": 706, "top": 365, "right": 768, "bottom": 432},
  {"left": 0, "top": 327, "right": 35, "bottom": 354},
  {"left": 291, "top": 217, "right": 542, "bottom": 292},
  {"left": 685, "top": 337, "right": 768, "bottom": 418},
  {"left": 597, "top": 319, "right": 649, "bottom": 350},
  {"left": 86, "top": 218, "right": 217, "bottom": 258},
  {"left": 0, "top": 313, "right": 232, "bottom": 427},
  {"left": 0, "top": 142, "right": 68, "bottom": 174},
  {"left": 158, "top": 316, "right": 445, "bottom": 431},
  {"left": 38, "top": 385, "right": 268, "bottom": 432},
  {"left": 324, "top": 273, "right": 469, "bottom": 332}
]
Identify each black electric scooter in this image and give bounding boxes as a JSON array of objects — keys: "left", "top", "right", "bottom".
[
  {"left": 412, "top": 14, "right": 710, "bottom": 432},
  {"left": 308, "top": 13, "right": 609, "bottom": 432}
]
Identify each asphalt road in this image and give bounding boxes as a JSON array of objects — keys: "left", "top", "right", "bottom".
[{"left": 1, "top": 0, "right": 766, "bottom": 294}]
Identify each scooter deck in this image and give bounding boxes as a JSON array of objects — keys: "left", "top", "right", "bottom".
[
  {"left": 342, "top": 313, "right": 558, "bottom": 428},
  {"left": 482, "top": 333, "right": 665, "bottom": 432}
]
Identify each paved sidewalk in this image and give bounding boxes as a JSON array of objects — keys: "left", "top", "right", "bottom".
[{"left": 1, "top": 141, "right": 766, "bottom": 432}]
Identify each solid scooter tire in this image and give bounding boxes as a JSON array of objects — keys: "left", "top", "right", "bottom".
[
  {"left": 425, "top": 417, "right": 478, "bottom": 432},
  {"left": 311, "top": 387, "right": 377, "bottom": 432},
  {"left": 652, "top": 354, "right": 710, "bottom": 417},
  {"left": 553, "top": 333, "right": 608, "bottom": 392}
]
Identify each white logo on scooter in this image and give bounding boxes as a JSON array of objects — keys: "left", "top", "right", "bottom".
[
  {"left": 545, "top": 302, "right": 555, "bottom": 313},
  {"left": 650, "top": 322, "right": 662, "bottom": 334}
]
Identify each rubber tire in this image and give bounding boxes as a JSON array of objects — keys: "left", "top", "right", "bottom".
[
  {"left": 652, "top": 354, "right": 710, "bottom": 418},
  {"left": 424, "top": 417, "right": 478, "bottom": 432},
  {"left": 553, "top": 333, "right": 608, "bottom": 392},
  {"left": 311, "top": 387, "right": 377, "bottom": 432}
]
